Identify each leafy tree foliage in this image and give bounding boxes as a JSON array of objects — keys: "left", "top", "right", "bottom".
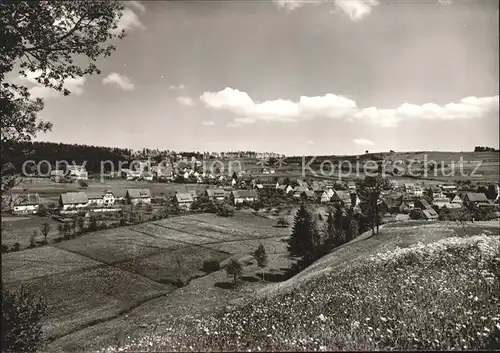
[
  {"left": 39, "top": 221, "right": 50, "bottom": 244},
  {"left": 253, "top": 243, "right": 268, "bottom": 281},
  {"left": 357, "top": 176, "right": 389, "bottom": 235},
  {"left": 1, "top": 1, "right": 126, "bottom": 195},
  {"left": 226, "top": 259, "right": 242, "bottom": 287},
  {"left": 2, "top": 284, "right": 46, "bottom": 353}
]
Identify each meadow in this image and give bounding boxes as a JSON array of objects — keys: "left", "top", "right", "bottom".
[
  {"left": 2, "top": 211, "right": 293, "bottom": 349},
  {"left": 99, "top": 221, "right": 500, "bottom": 352}
]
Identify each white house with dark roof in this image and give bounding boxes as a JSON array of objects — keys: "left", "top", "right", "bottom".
[
  {"left": 67, "top": 165, "right": 88, "bottom": 180},
  {"left": 125, "top": 188, "right": 152, "bottom": 205},
  {"left": 87, "top": 190, "right": 115, "bottom": 207},
  {"left": 174, "top": 192, "right": 194, "bottom": 210},
  {"left": 12, "top": 193, "right": 40, "bottom": 215},
  {"left": 59, "top": 192, "right": 89, "bottom": 213},
  {"left": 230, "top": 190, "right": 258, "bottom": 205},
  {"left": 206, "top": 188, "right": 228, "bottom": 202}
]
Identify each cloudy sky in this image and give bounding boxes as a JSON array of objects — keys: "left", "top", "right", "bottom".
[{"left": 19, "top": 0, "right": 500, "bottom": 155}]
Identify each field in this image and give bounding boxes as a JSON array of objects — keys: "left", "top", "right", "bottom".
[
  {"left": 1, "top": 215, "right": 60, "bottom": 248},
  {"left": 98, "top": 221, "right": 500, "bottom": 352},
  {"left": 2, "top": 211, "right": 293, "bottom": 350}
]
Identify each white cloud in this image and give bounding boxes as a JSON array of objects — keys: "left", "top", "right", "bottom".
[
  {"left": 200, "top": 87, "right": 499, "bottom": 128},
  {"left": 14, "top": 70, "right": 85, "bottom": 99},
  {"left": 273, "top": 0, "right": 379, "bottom": 21},
  {"left": 177, "top": 96, "right": 195, "bottom": 106},
  {"left": 115, "top": 7, "right": 145, "bottom": 34},
  {"left": 307, "top": 140, "right": 315, "bottom": 145},
  {"left": 102, "top": 72, "right": 135, "bottom": 90},
  {"left": 169, "top": 84, "right": 185, "bottom": 90},
  {"left": 333, "top": 0, "right": 379, "bottom": 21},
  {"left": 273, "top": 0, "right": 322, "bottom": 11},
  {"left": 201, "top": 120, "right": 215, "bottom": 126},
  {"left": 353, "top": 138, "right": 374, "bottom": 146},
  {"left": 438, "top": 0, "right": 453, "bottom": 5},
  {"left": 126, "top": 1, "right": 146, "bottom": 13}
]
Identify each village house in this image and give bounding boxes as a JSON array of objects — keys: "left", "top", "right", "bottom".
[
  {"left": 12, "top": 193, "right": 40, "bottom": 215},
  {"left": 87, "top": 190, "right": 115, "bottom": 207},
  {"left": 230, "top": 190, "right": 258, "bottom": 205},
  {"left": 347, "top": 181, "right": 357, "bottom": 191},
  {"left": 331, "top": 190, "right": 352, "bottom": 208},
  {"left": 285, "top": 185, "right": 294, "bottom": 194},
  {"left": 293, "top": 185, "right": 309, "bottom": 193},
  {"left": 320, "top": 188, "right": 335, "bottom": 203},
  {"left": 174, "top": 192, "right": 194, "bottom": 211},
  {"left": 302, "top": 190, "right": 317, "bottom": 201},
  {"left": 440, "top": 184, "right": 457, "bottom": 193},
  {"left": 415, "top": 198, "right": 433, "bottom": 211},
  {"left": 297, "top": 179, "right": 309, "bottom": 188},
  {"left": 413, "top": 184, "right": 424, "bottom": 197},
  {"left": 67, "top": 165, "right": 88, "bottom": 180},
  {"left": 451, "top": 194, "right": 463, "bottom": 204},
  {"left": 402, "top": 194, "right": 416, "bottom": 209},
  {"left": 125, "top": 188, "right": 152, "bottom": 205},
  {"left": 432, "top": 196, "right": 451, "bottom": 209},
  {"left": 422, "top": 208, "right": 439, "bottom": 221},
  {"left": 404, "top": 183, "right": 416, "bottom": 195},
  {"left": 381, "top": 192, "right": 405, "bottom": 214},
  {"left": 59, "top": 192, "right": 89, "bottom": 213},
  {"left": 462, "top": 192, "right": 489, "bottom": 206},
  {"left": 206, "top": 188, "right": 228, "bottom": 202},
  {"left": 50, "top": 169, "right": 65, "bottom": 182}
]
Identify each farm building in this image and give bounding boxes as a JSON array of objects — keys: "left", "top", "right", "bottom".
[
  {"left": 440, "top": 184, "right": 457, "bottom": 193},
  {"left": 422, "top": 209, "right": 439, "bottom": 221},
  {"left": 125, "top": 188, "right": 152, "bottom": 205},
  {"left": 174, "top": 193, "right": 194, "bottom": 211},
  {"left": 302, "top": 190, "right": 317, "bottom": 201},
  {"left": 67, "top": 165, "right": 88, "bottom": 180},
  {"left": 432, "top": 196, "right": 451, "bottom": 208},
  {"left": 12, "top": 193, "right": 40, "bottom": 215},
  {"left": 415, "top": 199, "right": 433, "bottom": 211},
  {"left": 59, "top": 192, "right": 89, "bottom": 213},
  {"left": 413, "top": 184, "right": 424, "bottom": 197},
  {"left": 231, "top": 190, "right": 258, "bottom": 205},
  {"left": 206, "top": 188, "right": 228, "bottom": 201},
  {"left": 462, "top": 192, "right": 489, "bottom": 206},
  {"left": 87, "top": 190, "right": 115, "bottom": 207},
  {"left": 331, "top": 190, "right": 352, "bottom": 208}
]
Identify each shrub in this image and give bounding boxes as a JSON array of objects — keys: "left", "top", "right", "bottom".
[
  {"left": 12, "top": 242, "right": 21, "bottom": 252},
  {"left": 217, "top": 203, "right": 235, "bottom": 217},
  {"left": 2, "top": 285, "right": 46, "bottom": 353},
  {"left": 78, "top": 179, "right": 88, "bottom": 188},
  {"left": 202, "top": 259, "right": 221, "bottom": 273},
  {"left": 276, "top": 217, "right": 289, "bottom": 228},
  {"left": 53, "top": 237, "right": 63, "bottom": 243},
  {"left": 225, "top": 259, "right": 242, "bottom": 287},
  {"left": 1, "top": 244, "right": 9, "bottom": 253},
  {"left": 37, "top": 204, "right": 48, "bottom": 216}
]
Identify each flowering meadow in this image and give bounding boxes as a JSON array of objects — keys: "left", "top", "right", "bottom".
[{"left": 104, "top": 232, "right": 500, "bottom": 352}]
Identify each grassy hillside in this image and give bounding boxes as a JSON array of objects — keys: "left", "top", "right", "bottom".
[{"left": 103, "top": 221, "right": 500, "bottom": 352}]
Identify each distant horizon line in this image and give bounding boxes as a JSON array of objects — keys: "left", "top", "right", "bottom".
[{"left": 22, "top": 138, "right": 500, "bottom": 157}]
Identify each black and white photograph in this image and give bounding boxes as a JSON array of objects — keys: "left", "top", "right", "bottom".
[{"left": 1, "top": 0, "right": 499, "bottom": 351}]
